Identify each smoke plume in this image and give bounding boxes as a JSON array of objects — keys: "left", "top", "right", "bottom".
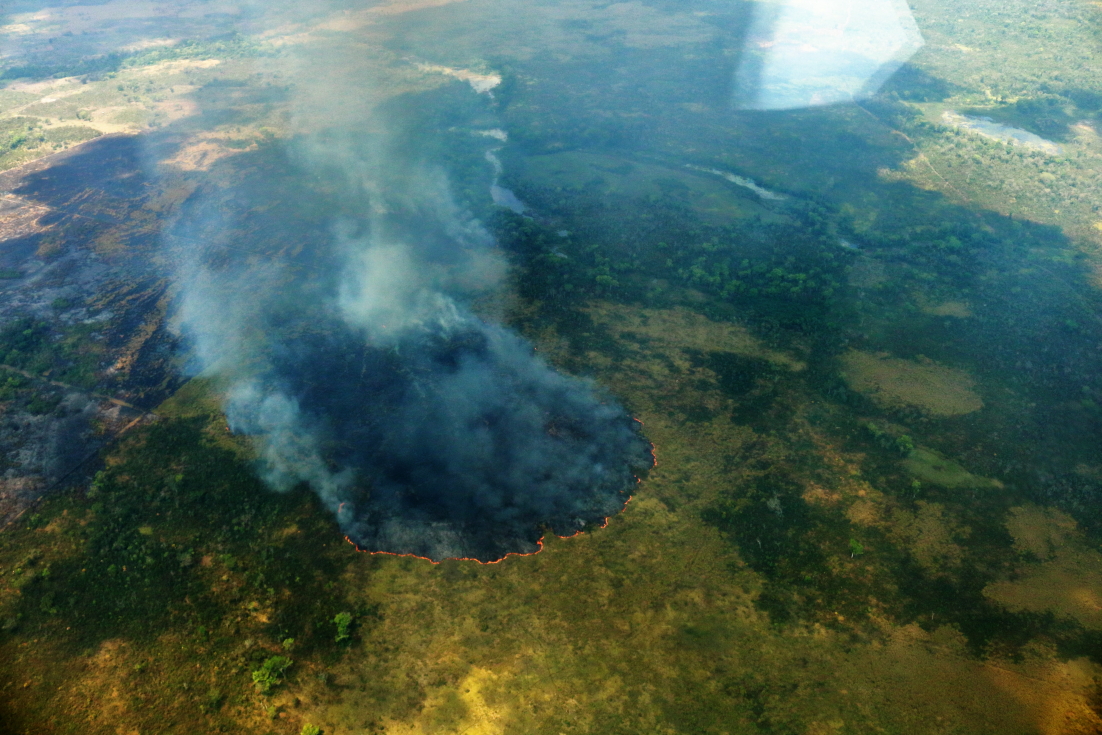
[{"left": 167, "top": 37, "right": 652, "bottom": 561}]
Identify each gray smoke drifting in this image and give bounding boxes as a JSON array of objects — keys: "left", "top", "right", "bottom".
[{"left": 168, "top": 34, "right": 652, "bottom": 561}]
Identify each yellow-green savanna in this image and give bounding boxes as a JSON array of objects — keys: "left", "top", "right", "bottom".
[
  {"left": 3, "top": 0, "right": 1102, "bottom": 733},
  {"left": 3, "top": 301, "right": 1102, "bottom": 734}
]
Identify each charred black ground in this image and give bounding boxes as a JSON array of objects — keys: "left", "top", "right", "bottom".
[
  {"left": 160, "top": 118, "right": 655, "bottom": 563},
  {"left": 249, "top": 313, "right": 653, "bottom": 562}
]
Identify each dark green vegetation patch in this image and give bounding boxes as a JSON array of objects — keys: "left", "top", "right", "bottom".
[{"left": 0, "top": 397, "right": 370, "bottom": 732}]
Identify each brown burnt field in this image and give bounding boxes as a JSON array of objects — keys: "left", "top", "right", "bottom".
[{"left": 0, "top": 135, "right": 185, "bottom": 528}]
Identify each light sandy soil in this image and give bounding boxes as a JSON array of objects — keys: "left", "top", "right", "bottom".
[
  {"left": 840, "top": 349, "right": 983, "bottom": 416},
  {"left": 985, "top": 506, "right": 1102, "bottom": 631}
]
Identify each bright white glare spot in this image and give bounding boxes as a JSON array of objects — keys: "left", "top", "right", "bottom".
[{"left": 734, "top": 0, "right": 923, "bottom": 110}]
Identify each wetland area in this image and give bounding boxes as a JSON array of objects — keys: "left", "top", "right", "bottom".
[{"left": 3, "top": 0, "right": 1102, "bottom": 733}]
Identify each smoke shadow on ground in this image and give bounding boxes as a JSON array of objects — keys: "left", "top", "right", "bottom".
[
  {"left": 154, "top": 76, "right": 654, "bottom": 561},
  {"left": 262, "top": 315, "right": 653, "bottom": 562}
]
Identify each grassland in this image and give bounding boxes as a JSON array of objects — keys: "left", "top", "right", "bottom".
[{"left": 3, "top": 0, "right": 1102, "bottom": 733}]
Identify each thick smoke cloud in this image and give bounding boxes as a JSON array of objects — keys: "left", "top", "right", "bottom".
[{"left": 168, "top": 34, "right": 652, "bottom": 561}]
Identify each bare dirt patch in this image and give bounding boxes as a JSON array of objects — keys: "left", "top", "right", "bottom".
[
  {"left": 159, "top": 132, "right": 256, "bottom": 171},
  {"left": 0, "top": 194, "right": 50, "bottom": 242},
  {"left": 984, "top": 506, "right": 1102, "bottom": 631},
  {"left": 919, "top": 298, "right": 973, "bottom": 318},
  {"left": 889, "top": 501, "right": 968, "bottom": 576},
  {"left": 839, "top": 350, "right": 983, "bottom": 417},
  {"left": 591, "top": 303, "right": 805, "bottom": 371}
]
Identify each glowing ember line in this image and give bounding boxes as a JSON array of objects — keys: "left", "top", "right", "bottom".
[
  {"left": 343, "top": 436, "right": 656, "bottom": 565},
  {"left": 635, "top": 417, "right": 658, "bottom": 469},
  {"left": 345, "top": 495, "right": 637, "bottom": 564}
]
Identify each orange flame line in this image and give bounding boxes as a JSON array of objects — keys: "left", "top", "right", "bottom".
[
  {"left": 635, "top": 417, "right": 658, "bottom": 469},
  {"left": 344, "top": 494, "right": 634, "bottom": 565},
  {"left": 345, "top": 428, "right": 657, "bottom": 565}
]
